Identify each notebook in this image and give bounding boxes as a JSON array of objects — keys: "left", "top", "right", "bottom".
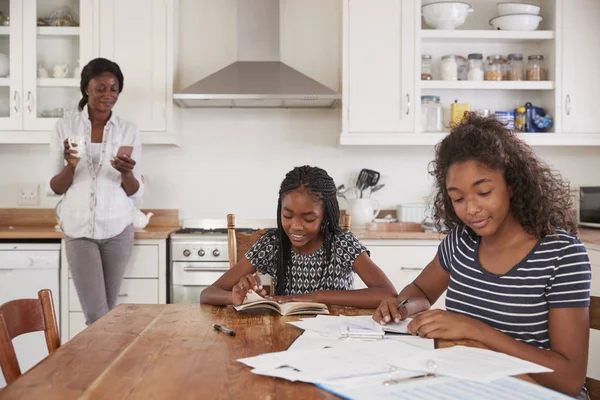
[{"left": 234, "top": 291, "right": 330, "bottom": 316}]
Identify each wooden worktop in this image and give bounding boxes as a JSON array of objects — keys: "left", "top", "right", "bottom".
[
  {"left": 353, "top": 228, "right": 445, "bottom": 241},
  {"left": 0, "top": 208, "right": 180, "bottom": 240},
  {"left": 579, "top": 227, "right": 600, "bottom": 247}
]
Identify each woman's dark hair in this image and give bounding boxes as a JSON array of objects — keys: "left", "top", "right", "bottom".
[
  {"left": 78, "top": 58, "right": 124, "bottom": 111},
  {"left": 430, "top": 112, "right": 576, "bottom": 239},
  {"left": 274, "top": 166, "right": 341, "bottom": 295}
]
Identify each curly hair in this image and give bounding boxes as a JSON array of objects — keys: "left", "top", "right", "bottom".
[
  {"left": 274, "top": 166, "right": 341, "bottom": 295},
  {"left": 429, "top": 112, "right": 576, "bottom": 239}
]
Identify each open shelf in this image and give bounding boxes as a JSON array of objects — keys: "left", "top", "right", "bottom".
[
  {"left": 36, "top": 27, "right": 80, "bottom": 36},
  {"left": 421, "top": 30, "right": 555, "bottom": 43},
  {"left": 37, "top": 78, "right": 79, "bottom": 87},
  {"left": 0, "top": 27, "right": 9, "bottom": 35},
  {"left": 0, "top": 77, "right": 10, "bottom": 87},
  {"left": 420, "top": 80, "right": 554, "bottom": 90}
]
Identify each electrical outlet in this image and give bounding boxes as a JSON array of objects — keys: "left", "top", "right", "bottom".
[{"left": 18, "top": 185, "right": 39, "bottom": 206}]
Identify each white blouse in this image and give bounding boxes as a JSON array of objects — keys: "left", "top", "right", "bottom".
[{"left": 46, "top": 105, "right": 144, "bottom": 240}]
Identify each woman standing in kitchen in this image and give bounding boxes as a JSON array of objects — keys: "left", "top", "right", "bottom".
[{"left": 47, "top": 58, "right": 143, "bottom": 325}]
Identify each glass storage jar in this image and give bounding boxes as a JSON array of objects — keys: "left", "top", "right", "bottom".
[
  {"left": 467, "top": 53, "right": 484, "bottom": 81},
  {"left": 421, "top": 95, "right": 443, "bottom": 132},
  {"left": 440, "top": 55, "right": 458, "bottom": 81},
  {"left": 527, "top": 55, "right": 546, "bottom": 81},
  {"left": 507, "top": 53, "right": 524, "bottom": 81},
  {"left": 421, "top": 54, "right": 433, "bottom": 80},
  {"left": 485, "top": 55, "right": 504, "bottom": 81}
]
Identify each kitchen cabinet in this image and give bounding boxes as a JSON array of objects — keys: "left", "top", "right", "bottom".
[
  {"left": 60, "top": 239, "right": 168, "bottom": 342},
  {"left": 0, "top": 0, "right": 178, "bottom": 145},
  {"left": 0, "top": 0, "right": 94, "bottom": 135},
  {"left": 98, "top": 0, "right": 178, "bottom": 145},
  {"left": 560, "top": 0, "right": 600, "bottom": 135},
  {"left": 341, "top": 0, "right": 600, "bottom": 146},
  {"left": 354, "top": 240, "right": 446, "bottom": 309},
  {"left": 341, "top": 0, "right": 416, "bottom": 138},
  {"left": 586, "top": 246, "right": 600, "bottom": 381}
]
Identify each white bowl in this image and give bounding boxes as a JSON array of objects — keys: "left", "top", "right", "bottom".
[
  {"left": 422, "top": 2, "right": 473, "bottom": 30},
  {"left": 497, "top": 2, "right": 541, "bottom": 16},
  {"left": 489, "top": 13, "right": 543, "bottom": 30}
]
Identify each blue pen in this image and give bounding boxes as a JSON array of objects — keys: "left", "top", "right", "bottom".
[{"left": 213, "top": 324, "right": 236, "bottom": 336}]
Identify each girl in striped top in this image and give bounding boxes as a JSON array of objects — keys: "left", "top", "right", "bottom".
[{"left": 374, "top": 113, "right": 591, "bottom": 398}]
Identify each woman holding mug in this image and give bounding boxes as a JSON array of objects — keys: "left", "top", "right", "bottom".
[{"left": 47, "top": 58, "right": 143, "bottom": 325}]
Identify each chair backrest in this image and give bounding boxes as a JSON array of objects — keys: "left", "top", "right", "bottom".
[
  {"left": 588, "top": 296, "right": 600, "bottom": 400},
  {"left": 0, "top": 289, "right": 60, "bottom": 385},
  {"left": 341, "top": 215, "right": 352, "bottom": 232},
  {"left": 227, "top": 214, "right": 265, "bottom": 268}
]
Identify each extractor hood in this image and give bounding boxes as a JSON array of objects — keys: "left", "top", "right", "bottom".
[{"left": 173, "top": 0, "right": 341, "bottom": 109}]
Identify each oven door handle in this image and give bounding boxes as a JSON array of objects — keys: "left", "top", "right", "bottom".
[{"left": 183, "top": 267, "right": 229, "bottom": 272}]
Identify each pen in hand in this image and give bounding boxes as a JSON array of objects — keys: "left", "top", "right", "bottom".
[
  {"left": 213, "top": 324, "right": 236, "bottom": 336},
  {"left": 396, "top": 298, "right": 409, "bottom": 311}
]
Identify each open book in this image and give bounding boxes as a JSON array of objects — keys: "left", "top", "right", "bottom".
[{"left": 234, "top": 291, "right": 330, "bottom": 316}]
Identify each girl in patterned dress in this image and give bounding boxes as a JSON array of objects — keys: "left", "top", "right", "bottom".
[
  {"left": 373, "top": 113, "right": 591, "bottom": 398},
  {"left": 201, "top": 165, "right": 397, "bottom": 308}
]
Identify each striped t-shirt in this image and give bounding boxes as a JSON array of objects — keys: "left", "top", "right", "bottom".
[{"left": 438, "top": 225, "right": 592, "bottom": 349}]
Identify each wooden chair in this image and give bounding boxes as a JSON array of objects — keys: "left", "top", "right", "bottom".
[
  {"left": 588, "top": 296, "right": 600, "bottom": 400},
  {"left": 0, "top": 289, "right": 60, "bottom": 385},
  {"left": 341, "top": 215, "right": 352, "bottom": 232}
]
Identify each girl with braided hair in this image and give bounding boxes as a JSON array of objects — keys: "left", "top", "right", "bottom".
[{"left": 201, "top": 165, "right": 397, "bottom": 308}]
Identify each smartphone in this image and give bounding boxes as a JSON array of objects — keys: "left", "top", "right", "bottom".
[{"left": 116, "top": 145, "right": 133, "bottom": 158}]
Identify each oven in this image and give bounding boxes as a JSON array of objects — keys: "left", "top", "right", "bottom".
[{"left": 169, "top": 219, "right": 276, "bottom": 304}]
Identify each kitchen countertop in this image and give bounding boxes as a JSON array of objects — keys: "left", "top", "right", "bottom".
[
  {"left": 0, "top": 208, "right": 180, "bottom": 240},
  {"left": 579, "top": 227, "right": 600, "bottom": 248},
  {"left": 352, "top": 228, "right": 445, "bottom": 241}
]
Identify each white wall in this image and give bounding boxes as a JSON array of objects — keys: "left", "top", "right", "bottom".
[{"left": 0, "top": 0, "right": 599, "bottom": 220}]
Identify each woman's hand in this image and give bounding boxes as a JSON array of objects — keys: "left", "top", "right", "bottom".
[
  {"left": 407, "top": 309, "right": 483, "bottom": 340},
  {"left": 111, "top": 154, "right": 136, "bottom": 174},
  {"left": 62, "top": 139, "right": 80, "bottom": 168},
  {"left": 231, "top": 272, "right": 266, "bottom": 305},
  {"left": 373, "top": 296, "right": 408, "bottom": 325}
]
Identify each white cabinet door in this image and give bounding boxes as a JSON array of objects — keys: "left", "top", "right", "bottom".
[
  {"left": 0, "top": 0, "right": 24, "bottom": 130},
  {"left": 69, "top": 278, "right": 159, "bottom": 311},
  {"left": 99, "top": 0, "right": 172, "bottom": 133},
  {"left": 345, "top": 0, "right": 415, "bottom": 133},
  {"left": 355, "top": 244, "right": 445, "bottom": 309},
  {"left": 561, "top": 0, "right": 600, "bottom": 134}
]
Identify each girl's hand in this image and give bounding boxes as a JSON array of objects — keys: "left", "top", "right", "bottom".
[
  {"left": 231, "top": 272, "right": 266, "bottom": 305},
  {"left": 407, "top": 309, "right": 483, "bottom": 340},
  {"left": 111, "top": 154, "right": 136, "bottom": 174},
  {"left": 62, "top": 139, "right": 80, "bottom": 168},
  {"left": 373, "top": 296, "right": 408, "bottom": 325}
]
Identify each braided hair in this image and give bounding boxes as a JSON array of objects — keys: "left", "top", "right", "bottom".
[{"left": 274, "top": 166, "right": 341, "bottom": 295}]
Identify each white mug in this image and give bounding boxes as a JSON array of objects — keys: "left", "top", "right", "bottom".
[
  {"left": 67, "top": 136, "right": 86, "bottom": 158},
  {"left": 346, "top": 198, "right": 381, "bottom": 226}
]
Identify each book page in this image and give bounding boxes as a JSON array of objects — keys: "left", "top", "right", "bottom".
[{"left": 279, "top": 301, "right": 329, "bottom": 316}]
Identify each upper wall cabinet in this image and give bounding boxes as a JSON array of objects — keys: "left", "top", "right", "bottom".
[
  {"left": 342, "top": 0, "right": 416, "bottom": 137},
  {"left": 0, "top": 0, "right": 93, "bottom": 136},
  {"left": 560, "top": 0, "right": 600, "bottom": 135},
  {"left": 340, "top": 0, "right": 600, "bottom": 147},
  {"left": 0, "top": 0, "right": 178, "bottom": 145},
  {"left": 99, "top": 0, "right": 178, "bottom": 144}
]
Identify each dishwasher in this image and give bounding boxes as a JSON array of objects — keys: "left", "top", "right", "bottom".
[{"left": 0, "top": 242, "right": 60, "bottom": 388}]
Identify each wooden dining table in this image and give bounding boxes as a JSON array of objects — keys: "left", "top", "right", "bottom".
[{"left": 0, "top": 304, "right": 535, "bottom": 399}]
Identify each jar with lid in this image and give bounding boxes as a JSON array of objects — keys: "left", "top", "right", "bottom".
[
  {"left": 485, "top": 55, "right": 504, "bottom": 81},
  {"left": 467, "top": 53, "right": 484, "bottom": 81},
  {"left": 440, "top": 55, "right": 458, "bottom": 81},
  {"left": 421, "top": 95, "right": 443, "bottom": 132},
  {"left": 421, "top": 54, "right": 433, "bottom": 80},
  {"left": 527, "top": 55, "right": 546, "bottom": 81},
  {"left": 515, "top": 106, "right": 526, "bottom": 131},
  {"left": 507, "top": 53, "right": 524, "bottom": 81}
]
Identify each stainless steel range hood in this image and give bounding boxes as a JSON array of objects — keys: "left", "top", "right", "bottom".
[{"left": 173, "top": 0, "right": 340, "bottom": 109}]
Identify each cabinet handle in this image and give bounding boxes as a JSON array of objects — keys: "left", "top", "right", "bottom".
[
  {"left": 13, "top": 91, "right": 20, "bottom": 113},
  {"left": 405, "top": 94, "right": 410, "bottom": 115},
  {"left": 565, "top": 94, "right": 571, "bottom": 116},
  {"left": 118, "top": 293, "right": 129, "bottom": 297},
  {"left": 400, "top": 266, "right": 423, "bottom": 271},
  {"left": 27, "top": 91, "right": 33, "bottom": 113}
]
